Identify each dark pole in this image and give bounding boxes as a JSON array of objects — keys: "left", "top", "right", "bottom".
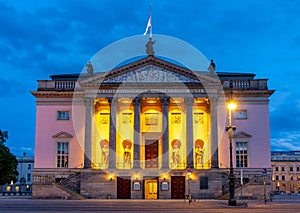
[{"left": 227, "top": 81, "right": 237, "bottom": 206}]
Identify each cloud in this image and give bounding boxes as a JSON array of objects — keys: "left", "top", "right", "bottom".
[{"left": 271, "top": 131, "right": 300, "bottom": 151}]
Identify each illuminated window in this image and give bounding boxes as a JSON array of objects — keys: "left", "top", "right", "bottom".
[
  {"left": 235, "top": 142, "right": 248, "bottom": 168},
  {"left": 290, "top": 175, "right": 294, "bottom": 181},
  {"left": 6, "top": 186, "right": 11, "bottom": 192},
  {"left": 297, "top": 175, "right": 300, "bottom": 181},
  {"left": 57, "top": 142, "right": 69, "bottom": 168},
  {"left": 57, "top": 111, "right": 70, "bottom": 120},
  {"left": 282, "top": 183, "right": 286, "bottom": 191},
  {"left": 15, "top": 186, "right": 20, "bottom": 192}
]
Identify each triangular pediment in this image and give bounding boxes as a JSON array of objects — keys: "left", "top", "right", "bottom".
[
  {"left": 233, "top": 131, "right": 252, "bottom": 139},
  {"left": 52, "top": 131, "right": 73, "bottom": 139},
  {"left": 80, "top": 56, "right": 220, "bottom": 86}
]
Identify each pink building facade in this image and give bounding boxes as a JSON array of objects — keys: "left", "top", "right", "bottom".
[{"left": 31, "top": 55, "right": 274, "bottom": 199}]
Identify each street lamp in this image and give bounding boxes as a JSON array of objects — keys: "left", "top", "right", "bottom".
[{"left": 226, "top": 100, "right": 237, "bottom": 206}]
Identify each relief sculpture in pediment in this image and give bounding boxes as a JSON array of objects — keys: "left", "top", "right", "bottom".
[{"left": 104, "top": 65, "right": 198, "bottom": 83}]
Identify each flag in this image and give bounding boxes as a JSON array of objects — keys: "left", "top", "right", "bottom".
[{"left": 143, "top": 16, "right": 151, "bottom": 36}]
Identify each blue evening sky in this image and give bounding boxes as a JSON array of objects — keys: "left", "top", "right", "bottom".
[{"left": 1, "top": 0, "right": 299, "bottom": 156}]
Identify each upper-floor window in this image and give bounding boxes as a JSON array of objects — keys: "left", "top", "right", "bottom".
[
  {"left": 290, "top": 167, "right": 293, "bottom": 172},
  {"left": 290, "top": 175, "right": 294, "bottom": 181},
  {"left": 282, "top": 175, "right": 285, "bottom": 180},
  {"left": 281, "top": 167, "right": 285, "bottom": 172},
  {"left": 235, "top": 142, "right": 248, "bottom": 168},
  {"left": 57, "top": 111, "right": 70, "bottom": 120},
  {"left": 297, "top": 167, "right": 299, "bottom": 172},
  {"left": 27, "top": 173, "right": 31, "bottom": 182},
  {"left": 234, "top": 110, "right": 247, "bottom": 120},
  {"left": 275, "top": 175, "right": 279, "bottom": 181},
  {"left": 27, "top": 164, "right": 31, "bottom": 170},
  {"left": 57, "top": 141, "right": 69, "bottom": 168},
  {"left": 275, "top": 166, "right": 279, "bottom": 171}
]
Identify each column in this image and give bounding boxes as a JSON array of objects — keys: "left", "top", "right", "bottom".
[
  {"left": 108, "top": 97, "right": 117, "bottom": 169},
  {"left": 133, "top": 97, "right": 141, "bottom": 169},
  {"left": 161, "top": 97, "right": 170, "bottom": 169},
  {"left": 210, "top": 97, "right": 219, "bottom": 168},
  {"left": 185, "top": 97, "right": 194, "bottom": 168},
  {"left": 84, "top": 97, "right": 93, "bottom": 168}
]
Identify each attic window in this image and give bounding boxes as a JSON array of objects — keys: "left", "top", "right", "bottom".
[{"left": 57, "top": 111, "right": 70, "bottom": 120}]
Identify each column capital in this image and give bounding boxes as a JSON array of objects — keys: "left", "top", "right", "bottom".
[
  {"left": 107, "top": 97, "right": 118, "bottom": 105},
  {"left": 184, "top": 97, "right": 194, "bottom": 105},
  {"left": 84, "top": 97, "right": 94, "bottom": 106},
  {"left": 133, "top": 97, "right": 142, "bottom": 106},
  {"left": 161, "top": 97, "right": 170, "bottom": 106}
]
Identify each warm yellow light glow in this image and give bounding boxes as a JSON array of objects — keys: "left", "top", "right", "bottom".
[
  {"left": 227, "top": 102, "right": 237, "bottom": 110},
  {"left": 108, "top": 174, "right": 113, "bottom": 181},
  {"left": 119, "top": 98, "right": 131, "bottom": 104}
]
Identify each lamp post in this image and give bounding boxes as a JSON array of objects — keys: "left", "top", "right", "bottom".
[
  {"left": 187, "top": 168, "right": 192, "bottom": 205},
  {"left": 227, "top": 98, "right": 237, "bottom": 206}
]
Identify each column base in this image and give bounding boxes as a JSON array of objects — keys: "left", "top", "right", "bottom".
[{"left": 228, "top": 199, "right": 237, "bottom": 206}]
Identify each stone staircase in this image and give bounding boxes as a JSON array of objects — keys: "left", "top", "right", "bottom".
[{"left": 55, "top": 172, "right": 86, "bottom": 200}]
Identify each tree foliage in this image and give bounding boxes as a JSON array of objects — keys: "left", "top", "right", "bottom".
[{"left": 0, "top": 130, "right": 18, "bottom": 185}]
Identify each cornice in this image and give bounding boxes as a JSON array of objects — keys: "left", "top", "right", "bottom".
[
  {"left": 223, "top": 90, "right": 275, "bottom": 97},
  {"left": 31, "top": 91, "right": 84, "bottom": 98}
]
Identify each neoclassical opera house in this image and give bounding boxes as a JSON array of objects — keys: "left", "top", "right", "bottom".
[{"left": 31, "top": 40, "right": 274, "bottom": 199}]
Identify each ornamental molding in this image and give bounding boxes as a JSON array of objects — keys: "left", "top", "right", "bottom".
[
  {"left": 79, "top": 56, "right": 220, "bottom": 87},
  {"left": 52, "top": 131, "right": 73, "bottom": 139},
  {"left": 30, "top": 91, "right": 84, "bottom": 98},
  {"left": 233, "top": 131, "right": 252, "bottom": 139}
]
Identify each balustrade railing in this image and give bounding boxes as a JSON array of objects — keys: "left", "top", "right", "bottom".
[{"left": 55, "top": 81, "right": 76, "bottom": 89}]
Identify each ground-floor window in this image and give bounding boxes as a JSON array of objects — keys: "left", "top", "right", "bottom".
[
  {"left": 235, "top": 141, "right": 248, "bottom": 168},
  {"left": 57, "top": 142, "right": 69, "bottom": 168}
]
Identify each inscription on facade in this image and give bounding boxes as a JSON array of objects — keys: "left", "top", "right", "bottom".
[{"left": 99, "top": 88, "right": 205, "bottom": 94}]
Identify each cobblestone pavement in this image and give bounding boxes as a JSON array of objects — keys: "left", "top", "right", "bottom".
[{"left": 0, "top": 198, "right": 300, "bottom": 213}]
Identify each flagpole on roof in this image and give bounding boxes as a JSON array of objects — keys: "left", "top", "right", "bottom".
[{"left": 143, "top": 2, "right": 152, "bottom": 38}]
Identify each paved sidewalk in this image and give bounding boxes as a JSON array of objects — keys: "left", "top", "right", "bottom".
[{"left": 0, "top": 198, "right": 300, "bottom": 213}]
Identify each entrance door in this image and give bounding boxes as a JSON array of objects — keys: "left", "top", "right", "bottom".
[
  {"left": 145, "top": 179, "right": 158, "bottom": 199},
  {"left": 145, "top": 139, "right": 158, "bottom": 169},
  {"left": 117, "top": 177, "right": 131, "bottom": 199},
  {"left": 171, "top": 176, "right": 185, "bottom": 199}
]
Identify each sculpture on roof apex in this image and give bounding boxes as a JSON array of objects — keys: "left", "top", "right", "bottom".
[
  {"left": 146, "top": 37, "right": 156, "bottom": 56},
  {"left": 86, "top": 61, "right": 94, "bottom": 76},
  {"left": 208, "top": 59, "right": 216, "bottom": 77}
]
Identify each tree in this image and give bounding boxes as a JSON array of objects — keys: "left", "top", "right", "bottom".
[{"left": 0, "top": 130, "right": 18, "bottom": 185}]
